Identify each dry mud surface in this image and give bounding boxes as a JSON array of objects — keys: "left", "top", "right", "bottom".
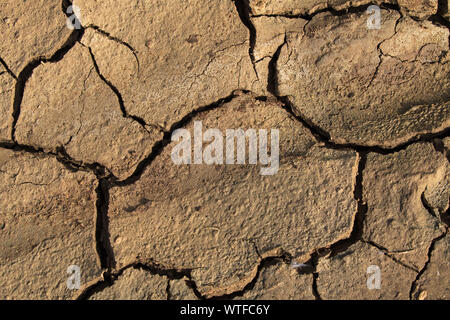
[{"left": 0, "top": 0, "right": 449, "bottom": 300}]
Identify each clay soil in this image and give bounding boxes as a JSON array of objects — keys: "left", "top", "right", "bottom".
[{"left": 0, "top": 0, "right": 448, "bottom": 300}]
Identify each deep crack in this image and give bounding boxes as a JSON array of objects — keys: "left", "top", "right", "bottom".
[
  {"left": 233, "top": 0, "right": 259, "bottom": 80},
  {"left": 95, "top": 178, "right": 115, "bottom": 270},
  {"left": 409, "top": 229, "right": 448, "bottom": 299},
  {"left": 207, "top": 254, "right": 291, "bottom": 300},
  {"left": 85, "top": 45, "right": 153, "bottom": 133},
  {"left": 311, "top": 273, "right": 321, "bottom": 300},
  {"left": 74, "top": 259, "right": 195, "bottom": 300},
  {"left": 114, "top": 91, "right": 244, "bottom": 186},
  {"left": 0, "top": 142, "right": 110, "bottom": 178},
  {"left": 307, "top": 153, "right": 368, "bottom": 264},
  {"left": 86, "top": 25, "right": 141, "bottom": 74}
]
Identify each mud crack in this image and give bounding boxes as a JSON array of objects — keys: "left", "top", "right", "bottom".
[
  {"left": 233, "top": 0, "right": 259, "bottom": 80},
  {"left": 409, "top": 228, "right": 448, "bottom": 299}
]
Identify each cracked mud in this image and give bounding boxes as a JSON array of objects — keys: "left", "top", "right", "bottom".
[{"left": 0, "top": 0, "right": 448, "bottom": 300}]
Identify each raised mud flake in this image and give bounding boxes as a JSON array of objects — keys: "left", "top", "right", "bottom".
[
  {"left": 316, "top": 242, "right": 417, "bottom": 300},
  {"left": 0, "top": 149, "right": 100, "bottom": 299},
  {"left": 422, "top": 164, "right": 449, "bottom": 219},
  {"left": 251, "top": 16, "right": 308, "bottom": 94},
  {"left": 380, "top": 17, "right": 449, "bottom": 63},
  {"left": 0, "top": 64, "right": 14, "bottom": 142},
  {"left": 412, "top": 234, "right": 449, "bottom": 300},
  {"left": 108, "top": 93, "right": 358, "bottom": 298},
  {"left": 252, "top": 17, "right": 307, "bottom": 61},
  {"left": 90, "top": 268, "right": 167, "bottom": 300},
  {"left": 74, "top": 0, "right": 260, "bottom": 130},
  {"left": 248, "top": 0, "right": 391, "bottom": 16},
  {"left": 362, "top": 143, "right": 448, "bottom": 271},
  {"left": 236, "top": 261, "right": 315, "bottom": 300},
  {"left": 249, "top": 0, "right": 437, "bottom": 20},
  {"left": 14, "top": 43, "right": 163, "bottom": 180},
  {"left": 0, "top": 0, "right": 71, "bottom": 74},
  {"left": 397, "top": 0, "right": 439, "bottom": 19},
  {"left": 276, "top": 11, "right": 449, "bottom": 147}
]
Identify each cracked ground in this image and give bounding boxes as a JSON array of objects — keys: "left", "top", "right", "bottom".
[{"left": 0, "top": 0, "right": 448, "bottom": 300}]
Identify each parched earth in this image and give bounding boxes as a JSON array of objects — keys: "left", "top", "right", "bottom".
[{"left": 0, "top": 0, "right": 448, "bottom": 300}]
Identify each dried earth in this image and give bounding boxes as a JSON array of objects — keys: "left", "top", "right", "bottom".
[{"left": 0, "top": 0, "right": 448, "bottom": 300}]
